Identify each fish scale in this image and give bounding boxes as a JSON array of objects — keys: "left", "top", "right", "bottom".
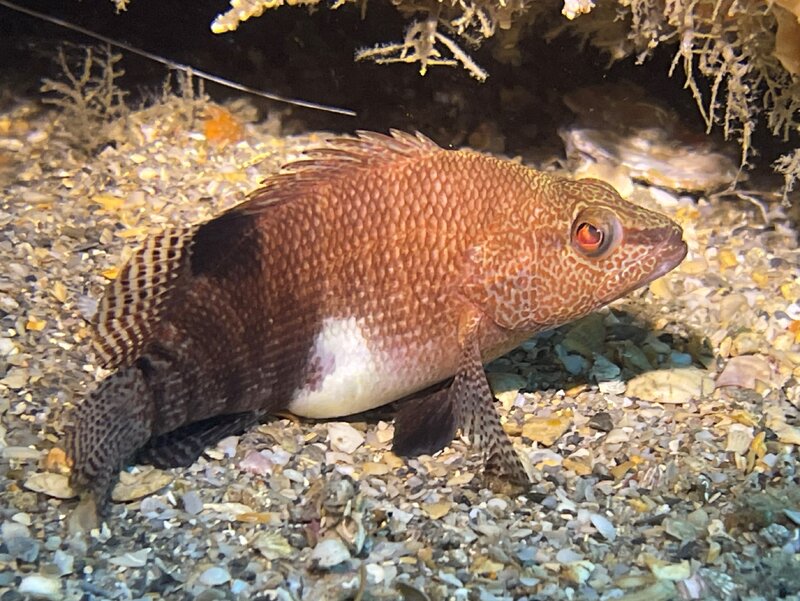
[{"left": 65, "top": 130, "right": 687, "bottom": 507}]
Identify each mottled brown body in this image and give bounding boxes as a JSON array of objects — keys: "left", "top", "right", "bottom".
[{"left": 66, "top": 131, "right": 686, "bottom": 505}]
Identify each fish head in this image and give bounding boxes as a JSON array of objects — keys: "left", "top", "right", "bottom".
[
  {"left": 462, "top": 177, "right": 687, "bottom": 332},
  {"left": 532, "top": 177, "right": 687, "bottom": 324}
]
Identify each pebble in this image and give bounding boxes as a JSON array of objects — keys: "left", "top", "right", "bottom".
[
  {"left": 23, "top": 472, "right": 76, "bottom": 499},
  {"left": 555, "top": 548, "right": 584, "bottom": 563},
  {"left": 522, "top": 415, "right": 572, "bottom": 446},
  {"left": 198, "top": 566, "right": 232, "bottom": 586},
  {"left": 181, "top": 490, "right": 204, "bottom": 515},
  {"left": 2, "top": 446, "right": 42, "bottom": 460},
  {"left": 111, "top": 468, "right": 173, "bottom": 502},
  {"left": 310, "top": 537, "right": 351, "bottom": 569},
  {"left": 6, "top": 536, "right": 39, "bottom": 563},
  {"left": 18, "top": 575, "right": 62, "bottom": 600},
  {"left": 52, "top": 550, "right": 74, "bottom": 576},
  {"left": 589, "top": 513, "right": 617, "bottom": 542},
  {"left": 109, "top": 548, "right": 149, "bottom": 568},
  {"left": 254, "top": 532, "right": 293, "bottom": 560},
  {"left": 587, "top": 411, "right": 614, "bottom": 432}
]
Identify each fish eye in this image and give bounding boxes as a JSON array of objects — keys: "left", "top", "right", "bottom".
[
  {"left": 575, "top": 223, "right": 603, "bottom": 251},
  {"left": 571, "top": 208, "right": 621, "bottom": 258}
]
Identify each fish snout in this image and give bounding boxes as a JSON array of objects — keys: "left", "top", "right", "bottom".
[{"left": 647, "top": 224, "right": 688, "bottom": 283}]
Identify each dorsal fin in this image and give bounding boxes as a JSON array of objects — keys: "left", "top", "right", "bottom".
[
  {"left": 93, "top": 226, "right": 198, "bottom": 368},
  {"left": 239, "top": 130, "right": 442, "bottom": 215},
  {"left": 92, "top": 130, "right": 441, "bottom": 368},
  {"left": 93, "top": 212, "right": 260, "bottom": 369}
]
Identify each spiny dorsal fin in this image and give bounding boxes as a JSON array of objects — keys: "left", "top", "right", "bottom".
[
  {"left": 239, "top": 130, "right": 442, "bottom": 215},
  {"left": 93, "top": 226, "right": 197, "bottom": 368}
]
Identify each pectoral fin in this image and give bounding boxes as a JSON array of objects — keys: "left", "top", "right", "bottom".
[{"left": 452, "top": 307, "right": 530, "bottom": 484}]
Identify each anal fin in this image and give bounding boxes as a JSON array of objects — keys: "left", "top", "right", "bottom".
[{"left": 136, "top": 412, "right": 261, "bottom": 468}]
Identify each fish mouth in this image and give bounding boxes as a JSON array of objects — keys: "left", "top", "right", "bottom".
[{"left": 642, "top": 228, "right": 688, "bottom": 286}]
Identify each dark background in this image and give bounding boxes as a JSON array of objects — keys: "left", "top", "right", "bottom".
[{"left": 0, "top": 0, "right": 785, "bottom": 164}]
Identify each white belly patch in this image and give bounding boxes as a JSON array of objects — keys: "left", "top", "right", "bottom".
[{"left": 288, "top": 316, "right": 416, "bottom": 418}]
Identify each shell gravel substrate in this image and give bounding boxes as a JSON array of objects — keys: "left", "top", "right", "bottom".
[{"left": 1, "top": 98, "right": 799, "bottom": 601}]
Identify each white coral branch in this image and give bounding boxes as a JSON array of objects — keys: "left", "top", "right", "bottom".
[{"left": 356, "top": 15, "right": 488, "bottom": 81}]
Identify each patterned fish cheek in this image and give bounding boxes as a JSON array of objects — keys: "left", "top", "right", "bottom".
[{"left": 596, "top": 248, "right": 658, "bottom": 301}]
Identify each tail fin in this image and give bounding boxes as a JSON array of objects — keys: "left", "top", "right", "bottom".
[{"left": 64, "top": 364, "right": 154, "bottom": 509}]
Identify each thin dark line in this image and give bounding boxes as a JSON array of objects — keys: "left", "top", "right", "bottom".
[{"left": 0, "top": 0, "right": 357, "bottom": 117}]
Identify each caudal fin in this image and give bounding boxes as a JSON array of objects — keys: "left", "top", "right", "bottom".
[{"left": 64, "top": 365, "right": 154, "bottom": 508}]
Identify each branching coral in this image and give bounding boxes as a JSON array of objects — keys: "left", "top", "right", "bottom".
[
  {"left": 211, "top": 0, "right": 321, "bottom": 33},
  {"left": 775, "top": 149, "right": 800, "bottom": 204},
  {"left": 210, "top": 0, "right": 536, "bottom": 80},
  {"left": 40, "top": 45, "right": 129, "bottom": 152},
  {"left": 355, "top": 14, "right": 490, "bottom": 80}
]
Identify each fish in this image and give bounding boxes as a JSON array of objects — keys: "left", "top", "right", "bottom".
[{"left": 64, "top": 130, "right": 687, "bottom": 506}]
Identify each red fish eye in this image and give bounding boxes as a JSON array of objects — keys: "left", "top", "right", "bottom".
[{"left": 575, "top": 222, "right": 603, "bottom": 251}]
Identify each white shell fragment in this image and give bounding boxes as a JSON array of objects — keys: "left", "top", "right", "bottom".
[
  {"left": 626, "top": 368, "right": 714, "bottom": 404},
  {"left": 18, "top": 575, "right": 62, "bottom": 600},
  {"left": 326, "top": 422, "right": 365, "bottom": 454},
  {"left": 310, "top": 537, "right": 352, "bottom": 569}
]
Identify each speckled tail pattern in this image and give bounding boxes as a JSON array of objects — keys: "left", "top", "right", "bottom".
[{"left": 64, "top": 363, "right": 154, "bottom": 508}]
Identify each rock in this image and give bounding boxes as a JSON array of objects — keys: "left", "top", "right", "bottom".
[
  {"left": 23, "top": 473, "right": 76, "bottom": 499},
  {"left": 664, "top": 518, "right": 702, "bottom": 541},
  {"left": 18, "top": 575, "right": 62, "bottom": 600},
  {"left": 588, "top": 411, "right": 614, "bottom": 432},
  {"left": 422, "top": 502, "right": 452, "bottom": 519},
  {"left": 6, "top": 535, "right": 39, "bottom": 563},
  {"left": 645, "top": 555, "right": 692, "bottom": 580},
  {"left": 2, "top": 522, "right": 39, "bottom": 561},
  {"left": 52, "top": 550, "right": 74, "bottom": 576},
  {"left": 562, "top": 560, "right": 595, "bottom": 584},
  {"left": 239, "top": 450, "right": 275, "bottom": 475},
  {"left": 522, "top": 415, "right": 572, "bottom": 446},
  {"left": 310, "top": 537, "right": 351, "bottom": 569},
  {"left": 254, "top": 532, "right": 293, "bottom": 560},
  {"left": 111, "top": 468, "right": 173, "bottom": 502},
  {"left": 182, "top": 490, "right": 204, "bottom": 515},
  {"left": 487, "top": 372, "right": 527, "bottom": 408},
  {"left": 109, "top": 548, "right": 149, "bottom": 568},
  {"left": 590, "top": 513, "right": 617, "bottom": 542},
  {"left": 1, "top": 367, "right": 29, "bottom": 389},
  {"left": 198, "top": 566, "right": 231, "bottom": 586},
  {"left": 2, "top": 521, "right": 29, "bottom": 539}
]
